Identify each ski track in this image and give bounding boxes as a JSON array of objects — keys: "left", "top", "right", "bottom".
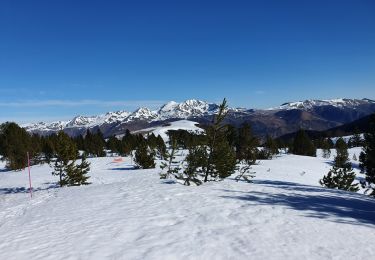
[{"left": 0, "top": 148, "right": 375, "bottom": 260}]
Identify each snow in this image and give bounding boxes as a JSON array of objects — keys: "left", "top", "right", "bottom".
[
  {"left": 330, "top": 134, "right": 364, "bottom": 144},
  {"left": 133, "top": 120, "right": 204, "bottom": 142},
  {"left": 21, "top": 98, "right": 375, "bottom": 134},
  {"left": 271, "top": 98, "right": 374, "bottom": 110},
  {"left": 1, "top": 148, "right": 375, "bottom": 260}
]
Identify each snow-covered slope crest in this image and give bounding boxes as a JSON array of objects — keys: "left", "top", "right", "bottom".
[
  {"left": 133, "top": 120, "right": 204, "bottom": 141},
  {"left": 272, "top": 98, "right": 375, "bottom": 110}
]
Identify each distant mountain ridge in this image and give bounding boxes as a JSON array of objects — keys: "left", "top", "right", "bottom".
[{"left": 22, "top": 98, "right": 375, "bottom": 138}]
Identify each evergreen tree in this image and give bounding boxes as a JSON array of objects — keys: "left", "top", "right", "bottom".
[
  {"left": 291, "top": 129, "right": 316, "bottom": 157},
  {"left": 160, "top": 139, "right": 181, "bottom": 179},
  {"left": 51, "top": 131, "right": 90, "bottom": 187},
  {"left": 359, "top": 114, "right": 375, "bottom": 196},
  {"left": 134, "top": 141, "right": 155, "bottom": 169},
  {"left": 202, "top": 98, "right": 236, "bottom": 182},
  {"left": 155, "top": 135, "right": 167, "bottom": 160},
  {"left": 226, "top": 124, "right": 239, "bottom": 149},
  {"left": 41, "top": 136, "right": 54, "bottom": 163},
  {"left": 321, "top": 138, "right": 332, "bottom": 159},
  {"left": 60, "top": 155, "right": 90, "bottom": 186},
  {"left": 236, "top": 122, "right": 258, "bottom": 163},
  {"left": 320, "top": 166, "right": 359, "bottom": 192},
  {"left": 348, "top": 128, "right": 363, "bottom": 148},
  {"left": 0, "top": 122, "right": 32, "bottom": 170},
  {"left": 352, "top": 154, "right": 357, "bottom": 161},
  {"left": 334, "top": 138, "right": 351, "bottom": 170},
  {"left": 176, "top": 146, "right": 207, "bottom": 186},
  {"left": 264, "top": 135, "right": 278, "bottom": 157},
  {"left": 51, "top": 131, "right": 78, "bottom": 186}
]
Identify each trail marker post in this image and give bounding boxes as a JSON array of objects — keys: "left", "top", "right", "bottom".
[{"left": 27, "top": 152, "right": 32, "bottom": 198}]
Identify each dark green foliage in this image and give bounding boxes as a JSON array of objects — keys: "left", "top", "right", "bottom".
[
  {"left": 264, "top": 135, "right": 278, "bottom": 157},
  {"left": 348, "top": 129, "right": 363, "bottom": 148},
  {"left": 0, "top": 122, "right": 33, "bottom": 170},
  {"left": 160, "top": 139, "right": 181, "bottom": 179},
  {"left": 51, "top": 131, "right": 79, "bottom": 186},
  {"left": 176, "top": 146, "right": 207, "bottom": 186},
  {"left": 166, "top": 99, "right": 237, "bottom": 186},
  {"left": 359, "top": 114, "right": 375, "bottom": 196},
  {"left": 60, "top": 155, "right": 90, "bottom": 186},
  {"left": 106, "top": 135, "right": 121, "bottom": 154},
  {"left": 234, "top": 163, "right": 256, "bottom": 183},
  {"left": 211, "top": 139, "right": 237, "bottom": 179},
  {"left": 334, "top": 138, "right": 351, "bottom": 170},
  {"left": 155, "top": 135, "right": 167, "bottom": 159},
  {"left": 226, "top": 124, "right": 239, "bottom": 148},
  {"left": 83, "top": 130, "right": 106, "bottom": 157},
  {"left": 291, "top": 129, "right": 316, "bottom": 157},
  {"left": 167, "top": 129, "right": 206, "bottom": 148},
  {"left": 321, "top": 138, "right": 332, "bottom": 159},
  {"left": 41, "top": 136, "right": 54, "bottom": 163},
  {"left": 202, "top": 98, "right": 236, "bottom": 182},
  {"left": 320, "top": 166, "right": 359, "bottom": 192},
  {"left": 236, "top": 123, "right": 259, "bottom": 163},
  {"left": 134, "top": 141, "right": 155, "bottom": 169}
]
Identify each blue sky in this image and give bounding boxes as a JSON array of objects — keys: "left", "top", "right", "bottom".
[{"left": 1, "top": 0, "right": 375, "bottom": 123}]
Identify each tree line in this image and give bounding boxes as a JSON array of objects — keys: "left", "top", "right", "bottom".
[{"left": 1, "top": 106, "right": 374, "bottom": 196}]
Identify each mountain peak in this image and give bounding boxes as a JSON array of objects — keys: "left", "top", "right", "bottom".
[{"left": 274, "top": 98, "right": 374, "bottom": 110}]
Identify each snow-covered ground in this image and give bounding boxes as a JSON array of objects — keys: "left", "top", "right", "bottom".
[
  {"left": 1, "top": 148, "right": 375, "bottom": 260},
  {"left": 133, "top": 120, "right": 204, "bottom": 142}
]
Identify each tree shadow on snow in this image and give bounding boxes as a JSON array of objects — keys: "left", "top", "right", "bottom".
[
  {"left": 220, "top": 179, "right": 375, "bottom": 227},
  {"left": 0, "top": 183, "right": 59, "bottom": 195},
  {"left": 107, "top": 165, "right": 137, "bottom": 171}
]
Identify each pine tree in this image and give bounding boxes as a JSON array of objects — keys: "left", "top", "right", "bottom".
[
  {"left": 160, "top": 139, "right": 181, "bottom": 179},
  {"left": 320, "top": 166, "right": 359, "bottom": 192},
  {"left": 334, "top": 138, "right": 351, "bottom": 170},
  {"left": 211, "top": 139, "right": 237, "bottom": 179},
  {"left": 52, "top": 131, "right": 78, "bottom": 186},
  {"left": 291, "top": 129, "right": 316, "bottom": 157},
  {"left": 359, "top": 114, "right": 375, "bottom": 196},
  {"left": 202, "top": 98, "right": 236, "bottom": 182},
  {"left": 349, "top": 129, "right": 363, "bottom": 148},
  {"left": 156, "top": 135, "right": 167, "bottom": 160},
  {"left": 0, "top": 122, "right": 32, "bottom": 170},
  {"left": 134, "top": 141, "right": 155, "bottom": 169},
  {"left": 236, "top": 122, "right": 259, "bottom": 163},
  {"left": 60, "top": 155, "right": 90, "bottom": 186},
  {"left": 264, "top": 135, "right": 278, "bottom": 157},
  {"left": 51, "top": 131, "right": 90, "bottom": 187},
  {"left": 176, "top": 146, "right": 207, "bottom": 186},
  {"left": 321, "top": 138, "right": 332, "bottom": 159},
  {"left": 352, "top": 154, "right": 357, "bottom": 161}
]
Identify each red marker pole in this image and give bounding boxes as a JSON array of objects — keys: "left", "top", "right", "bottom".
[{"left": 27, "top": 152, "right": 32, "bottom": 198}]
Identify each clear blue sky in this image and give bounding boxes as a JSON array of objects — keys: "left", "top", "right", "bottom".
[{"left": 1, "top": 0, "right": 374, "bottom": 123}]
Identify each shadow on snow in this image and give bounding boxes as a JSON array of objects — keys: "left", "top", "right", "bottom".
[
  {"left": 0, "top": 183, "right": 59, "bottom": 195},
  {"left": 220, "top": 179, "right": 375, "bottom": 226}
]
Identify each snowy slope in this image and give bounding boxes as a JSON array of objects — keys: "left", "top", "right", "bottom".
[
  {"left": 133, "top": 120, "right": 204, "bottom": 141},
  {"left": 1, "top": 148, "right": 374, "bottom": 260}
]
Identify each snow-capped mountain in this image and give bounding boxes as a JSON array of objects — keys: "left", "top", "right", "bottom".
[
  {"left": 22, "top": 98, "right": 375, "bottom": 138},
  {"left": 273, "top": 98, "right": 375, "bottom": 110},
  {"left": 23, "top": 99, "right": 219, "bottom": 133},
  {"left": 157, "top": 99, "right": 219, "bottom": 120}
]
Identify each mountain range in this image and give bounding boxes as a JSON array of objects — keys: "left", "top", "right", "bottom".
[{"left": 22, "top": 98, "right": 375, "bottom": 138}]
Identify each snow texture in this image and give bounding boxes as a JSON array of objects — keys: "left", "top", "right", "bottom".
[{"left": 0, "top": 148, "right": 375, "bottom": 260}]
